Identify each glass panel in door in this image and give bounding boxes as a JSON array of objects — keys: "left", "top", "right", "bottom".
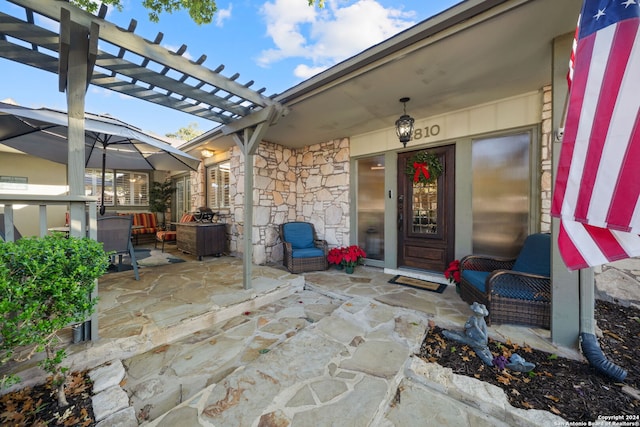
[
  {"left": 173, "top": 175, "right": 191, "bottom": 220},
  {"left": 175, "top": 179, "right": 185, "bottom": 218},
  {"left": 412, "top": 181, "right": 438, "bottom": 234}
]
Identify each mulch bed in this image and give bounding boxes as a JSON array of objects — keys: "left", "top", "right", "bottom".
[
  {"left": 417, "top": 299, "right": 640, "bottom": 422},
  {"left": 0, "top": 371, "right": 95, "bottom": 426}
]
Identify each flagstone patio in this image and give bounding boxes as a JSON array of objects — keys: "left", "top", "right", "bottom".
[{"left": 3, "top": 248, "right": 584, "bottom": 425}]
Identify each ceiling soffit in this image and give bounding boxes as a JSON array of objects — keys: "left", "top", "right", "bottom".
[{"left": 265, "top": 0, "right": 581, "bottom": 148}]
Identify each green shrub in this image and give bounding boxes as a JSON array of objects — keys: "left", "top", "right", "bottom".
[{"left": 0, "top": 234, "right": 109, "bottom": 405}]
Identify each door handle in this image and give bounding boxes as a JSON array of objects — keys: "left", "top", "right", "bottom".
[{"left": 398, "top": 213, "right": 403, "bottom": 230}]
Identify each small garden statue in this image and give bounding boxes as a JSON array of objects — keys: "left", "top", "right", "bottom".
[
  {"left": 442, "top": 302, "right": 494, "bottom": 366},
  {"left": 505, "top": 353, "right": 536, "bottom": 372},
  {"left": 464, "top": 302, "right": 489, "bottom": 344}
]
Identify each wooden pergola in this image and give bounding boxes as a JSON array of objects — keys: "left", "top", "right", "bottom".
[{"left": 0, "top": 0, "right": 286, "bottom": 335}]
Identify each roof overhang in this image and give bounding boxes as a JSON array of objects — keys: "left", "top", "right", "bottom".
[{"left": 260, "top": 0, "right": 581, "bottom": 148}]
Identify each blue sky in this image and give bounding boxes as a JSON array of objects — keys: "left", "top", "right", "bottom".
[{"left": 0, "top": 0, "right": 461, "bottom": 137}]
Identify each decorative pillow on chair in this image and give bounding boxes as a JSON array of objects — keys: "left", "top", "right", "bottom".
[
  {"left": 282, "top": 222, "right": 315, "bottom": 250},
  {"left": 511, "top": 233, "right": 551, "bottom": 276}
]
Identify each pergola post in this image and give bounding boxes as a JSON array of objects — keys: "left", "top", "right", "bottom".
[
  {"left": 231, "top": 109, "right": 278, "bottom": 290},
  {"left": 243, "top": 129, "right": 254, "bottom": 291},
  {"left": 60, "top": 9, "right": 100, "bottom": 340}
]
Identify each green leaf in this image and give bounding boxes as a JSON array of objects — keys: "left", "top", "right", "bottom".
[{"left": 0, "top": 235, "right": 108, "bottom": 389}]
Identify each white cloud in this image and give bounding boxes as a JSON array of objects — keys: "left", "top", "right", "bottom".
[
  {"left": 293, "top": 63, "right": 328, "bottom": 80},
  {"left": 258, "top": 0, "right": 317, "bottom": 66},
  {"left": 258, "top": 0, "right": 417, "bottom": 73},
  {"left": 314, "top": 0, "right": 416, "bottom": 60},
  {"left": 215, "top": 4, "right": 233, "bottom": 27}
]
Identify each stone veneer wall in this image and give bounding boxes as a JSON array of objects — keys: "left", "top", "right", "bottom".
[
  {"left": 185, "top": 86, "right": 566, "bottom": 269},
  {"left": 218, "top": 138, "right": 350, "bottom": 265}
]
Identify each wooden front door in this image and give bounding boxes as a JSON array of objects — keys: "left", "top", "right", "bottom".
[{"left": 397, "top": 145, "right": 455, "bottom": 272}]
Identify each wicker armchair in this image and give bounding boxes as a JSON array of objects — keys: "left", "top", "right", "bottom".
[
  {"left": 459, "top": 233, "right": 551, "bottom": 329},
  {"left": 280, "top": 222, "right": 328, "bottom": 274}
]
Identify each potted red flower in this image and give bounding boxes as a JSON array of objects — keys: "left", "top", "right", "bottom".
[
  {"left": 444, "top": 259, "right": 461, "bottom": 293},
  {"left": 342, "top": 245, "right": 366, "bottom": 274},
  {"left": 327, "top": 245, "right": 366, "bottom": 273},
  {"left": 327, "top": 247, "right": 346, "bottom": 269}
]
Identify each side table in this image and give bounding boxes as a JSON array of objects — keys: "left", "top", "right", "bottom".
[{"left": 176, "top": 223, "right": 226, "bottom": 260}]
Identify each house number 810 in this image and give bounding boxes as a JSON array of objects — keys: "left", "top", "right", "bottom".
[{"left": 413, "top": 125, "right": 441, "bottom": 140}]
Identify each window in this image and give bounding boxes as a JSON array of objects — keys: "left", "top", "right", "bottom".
[
  {"left": 207, "top": 162, "right": 230, "bottom": 208},
  {"left": 85, "top": 169, "right": 114, "bottom": 207},
  {"left": 356, "top": 156, "right": 385, "bottom": 261},
  {"left": 471, "top": 133, "right": 530, "bottom": 258},
  {"left": 85, "top": 169, "right": 149, "bottom": 207}
]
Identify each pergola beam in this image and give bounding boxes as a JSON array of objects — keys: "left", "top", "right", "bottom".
[
  {"left": 0, "top": 11, "right": 251, "bottom": 122},
  {"left": 9, "top": 0, "right": 278, "bottom": 109}
]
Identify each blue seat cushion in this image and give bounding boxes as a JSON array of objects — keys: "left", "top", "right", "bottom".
[
  {"left": 512, "top": 233, "right": 550, "bottom": 277},
  {"left": 283, "top": 222, "right": 315, "bottom": 249},
  {"left": 461, "top": 270, "right": 491, "bottom": 293},
  {"left": 291, "top": 247, "right": 325, "bottom": 258}
]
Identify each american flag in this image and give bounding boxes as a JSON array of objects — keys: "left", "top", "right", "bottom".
[
  {"left": 567, "top": 16, "right": 580, "bottom": 88},
  {"left": 552, "top": 0, "right": 640, "bottom": 270}
]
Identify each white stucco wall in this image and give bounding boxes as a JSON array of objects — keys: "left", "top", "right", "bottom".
[{"left": 0, "top": 152, "right": 69, "bottom": 237}]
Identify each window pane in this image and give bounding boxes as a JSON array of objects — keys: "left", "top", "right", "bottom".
[
  {"left": 114, "top": 171, "right": 148, "bottom": 206},
  {"left": 208, "top": 167, "right": 217, "bottom": 208},
  {"left": 207, "top": 162, "right": 230, "bottom": 208},
  {"left": 85, "top": 169, "right": 114, "bottom": 206},
  {"left": 219, "top": 164, "right": 230, "bottom": 208},
  {"left": 357, "top": 156, "right": 385, "bottom": 261},
  {"left": 472, "top": 133, "right": 530, "bottom": 257}
]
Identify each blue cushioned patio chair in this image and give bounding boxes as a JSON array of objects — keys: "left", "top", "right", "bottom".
[
  {"left": 459, "top": 233, "right": 551, "bottom": 328},
  {"left": 280, "top": 222, "right": 328, "bottom": 274}
]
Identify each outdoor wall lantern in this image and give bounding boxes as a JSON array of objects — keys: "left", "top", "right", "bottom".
[{"left": 395, "top": 97, "right": 415, "bottom": 148}]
